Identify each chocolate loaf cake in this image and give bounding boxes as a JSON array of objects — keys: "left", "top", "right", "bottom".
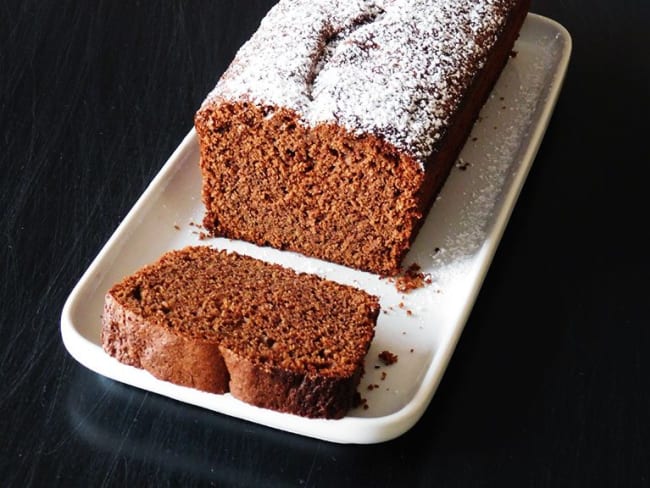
[
  {"left": 194, "top": 0, "right": 530, "bottom": 276},
  {"left": 101, "top": 246, "right": 379, "bottom": 419}
]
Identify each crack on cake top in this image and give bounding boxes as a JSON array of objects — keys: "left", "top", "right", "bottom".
[
  {"left": 306, "top": 6, "right": 386, "bottom": 102},
  {"left": 203, "top": 0, "right": 516, "bottom": 166}
]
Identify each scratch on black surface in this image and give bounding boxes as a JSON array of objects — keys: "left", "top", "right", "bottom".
[
  {"left": 100, "top": 392, "right": 149, "bottom": 488},
  {"left": 301, "top": 441, "right": 322, "bottom": 487}
]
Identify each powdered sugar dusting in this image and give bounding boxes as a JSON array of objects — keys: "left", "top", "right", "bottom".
[
  {"left": 404, "top": 24, "right": 563, "bottom": 294},
  {"left": 203, "top": 0, "right": 518, "bottom": 166}
]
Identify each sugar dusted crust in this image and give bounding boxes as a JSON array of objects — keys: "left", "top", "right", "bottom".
[{"left": 203, "top": 0, "right": 523, "bottom": 165}]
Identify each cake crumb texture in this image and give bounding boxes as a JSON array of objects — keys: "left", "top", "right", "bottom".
[
  {"left": 394, "top": 263, "right": 431, "bottom": 293},
  {"left": 378, "top": 350, "right": 399, "bottom": 365}
]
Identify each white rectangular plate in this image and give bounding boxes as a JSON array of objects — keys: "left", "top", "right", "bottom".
[{"left": 61, "top": 14, "right": 571, "bottom": 444}]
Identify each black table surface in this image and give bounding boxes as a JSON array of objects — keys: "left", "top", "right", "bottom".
[{"left": 1, "top": 1, "right": 648, "bottom": 486}]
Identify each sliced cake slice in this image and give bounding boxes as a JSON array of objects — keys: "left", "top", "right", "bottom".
[{"left": 101, "top": 246, "right": 379, "bottom": 418}]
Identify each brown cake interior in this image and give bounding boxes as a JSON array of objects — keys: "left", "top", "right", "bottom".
[{"left": 196, "top": 105, "right": 424, "bottom": 276}]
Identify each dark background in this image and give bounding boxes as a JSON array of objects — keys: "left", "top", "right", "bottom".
[{"left": 1, "top": 1, "right": 648, "bottom": 486}]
